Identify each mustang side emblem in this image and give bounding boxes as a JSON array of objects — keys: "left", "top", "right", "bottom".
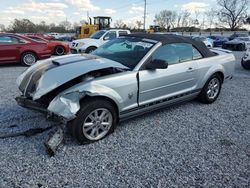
[{"left": 128, "top": 92, "right": 134, "bottom": 99}]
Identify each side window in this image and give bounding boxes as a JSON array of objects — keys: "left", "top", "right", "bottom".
[
  {"left": 0, "top": 36, "right": 12, "bottom": 44},
  {"left": 152, "top": 43, "right": 203, "bottom": 66},
  {"left": 175, "top": 43, "right": 193, "bottom": 62},
  {"left": 152, "top": 44, "right": 179, "bottom": 65},
  {"left": 193, "top": 47, "right": 203, "bottom": 60},
  {"left": 0, "top": 36, "right": 20, "bottom": 44},
  {"left": 118, "top": 31, "right": 128, "bottom": 36},
  {"left": 103, "top": 31, "right": 117, "bottom": 40},
  {"left": 30, "top": 37, "right": 42, "bottom": 41}
]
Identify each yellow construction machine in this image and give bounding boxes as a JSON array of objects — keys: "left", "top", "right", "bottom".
[
  {"left": 76, "top": 16, "right": 112, "bottom": 39},
  {"left": 147, "top": 25, "right": 161, "bottom": 33}
]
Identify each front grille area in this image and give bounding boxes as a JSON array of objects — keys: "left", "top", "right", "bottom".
[{"left": 71, "top": 42, "right": 78, "bottom": 47}]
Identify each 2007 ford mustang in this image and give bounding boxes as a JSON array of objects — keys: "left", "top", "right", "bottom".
[{"left": 16, "top": 34, "right": 235, "bottom": 143}]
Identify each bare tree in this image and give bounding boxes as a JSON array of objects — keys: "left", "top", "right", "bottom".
[
  {"left": 205, "top": 9, "right": 217, "bottom": 29},
  {"left": 217, "top": 0, "right": 249, "bottom": 30},
  {"left": 7, "top": 19, "right": 37, "bottom": 33},
  {"left": 0, "top": 24, "right": 5, "bottom": 32},
  {"left": 135, "top": 20, "right": 143, "bottom": 29},
  {"left": 181, "top": 11, "right": 191, "bottom": 27},
  {"left": 176, "top": 12, "right": 183, "bottom": 28},
  {"left": 59, "top": 20, "right": 72, "bottom": 31},
  {"left": 154, "top": 10, "right": 177, "bottom": 31},
  {"left": 114, "top": 20, "right": 125, "bottom": 28},
  {"left": 37, "top": 21, "right": 50, "bottom": 33}
]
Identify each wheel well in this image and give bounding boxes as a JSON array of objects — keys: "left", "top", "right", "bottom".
[
  {"left": 86, "top": 46, "right": 97, "bottom": 50},
  {"left": 80, "top": 95, "right": 119, "bottom": 122},
  {"left": 214, "top": 72, "right": 224, "bottom": 82},
  {"left": 55, "top": 45, "right": 65, "bottom": 50}
]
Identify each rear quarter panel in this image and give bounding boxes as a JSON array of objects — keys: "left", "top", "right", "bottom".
[
  {"left": 22, "top": 43, "right": 51, "bottom": 59},
  {"left": 196, "top": 51, "right": 235, "bottom": 89}
]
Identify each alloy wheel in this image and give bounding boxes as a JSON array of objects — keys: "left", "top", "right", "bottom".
[
  {"left": 23, "top": 53, "right": 36, "bottom": 66},
  {"left": 82, "top": 108, "right": 113, "bottom": 141},
  {"left": 206, "top": 78, "right": 220, "bottom": 100}
]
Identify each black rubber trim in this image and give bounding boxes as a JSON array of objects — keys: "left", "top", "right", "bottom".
[{"left": 15, "top": 96, "right": 47, "bottom": 113}]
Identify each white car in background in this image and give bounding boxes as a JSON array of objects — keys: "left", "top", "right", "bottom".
[
  {"left": 242, "top": 48, "right": 250, "bottom": 70},
  {"left": 48, "top": 32, "right": 60, "bottom": 39},
  {"left": 70, "top": 29, "right": 131, "bottom": 54},
  {"left": 192, "top": 36, "right": 214, "bottom": 48}
]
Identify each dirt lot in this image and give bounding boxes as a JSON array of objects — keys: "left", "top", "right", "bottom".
[{"left": 0, "top": 52, "right": 249, "bottom": 187}]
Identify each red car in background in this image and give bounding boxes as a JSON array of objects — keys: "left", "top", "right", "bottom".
[
  {"left": 26, "top": 33, "right": 54, "bottom": 41},
  {"left": 0, "top": 33, "right": 51, "bottom": 66},
  {"left": 27, "top": 35, "right": 70, "bottom": 56}
]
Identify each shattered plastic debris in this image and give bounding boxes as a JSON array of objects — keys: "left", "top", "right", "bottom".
[{"left": 44, "top": 127, "right": 64, "bottom": 156}]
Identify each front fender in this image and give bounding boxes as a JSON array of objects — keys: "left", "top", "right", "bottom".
[{"left": 47, "top": 83, "right": 123, "bottom": 120}]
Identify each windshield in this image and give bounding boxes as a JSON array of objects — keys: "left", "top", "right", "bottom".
[
  {"left": 90, "top": 30, "right": 106, "bottom": 39},
  {"left": 92, "top": 37, "right": 155, "bottom": 69}
]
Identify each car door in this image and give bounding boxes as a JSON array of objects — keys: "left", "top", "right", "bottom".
[
  {"left": 102, "top": 31, "right": 117, "bottom": 45},
  {"left": 138, "top": 43, "right": 201, "bottom": 106},
  {"left": 0, "top": 36, "right": 21, "bottom": 63}
]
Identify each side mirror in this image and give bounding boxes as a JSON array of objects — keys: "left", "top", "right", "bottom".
[
  {"left": 146, "top": 59, "right": 168, "bottom": 70},
  {"left": 103, "top": 35, "right": 110, "bottom": 40}
]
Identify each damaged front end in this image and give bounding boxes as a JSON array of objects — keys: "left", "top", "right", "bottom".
[
  {"left": 15, "top": 54, "right": 128, "bottom": 155},
  {"left": 16, "top": 54, "right": 128, "bottom": 120}
]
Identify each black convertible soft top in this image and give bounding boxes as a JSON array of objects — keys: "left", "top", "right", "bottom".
[{"left": 126, "top": 33, "right": 216, "bottom": 58}]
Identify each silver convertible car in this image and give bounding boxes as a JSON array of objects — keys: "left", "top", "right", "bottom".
[{"left": 16, "top": 34, "right": 235, "bottom": 144}]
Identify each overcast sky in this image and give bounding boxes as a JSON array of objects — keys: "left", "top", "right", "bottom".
[{"left": 0, "top": 0, "right": 218, "bottom": 27}]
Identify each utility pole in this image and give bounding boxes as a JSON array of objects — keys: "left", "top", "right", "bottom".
[{"left": 143, "top": 0, "right": 146, "bottom": 30}]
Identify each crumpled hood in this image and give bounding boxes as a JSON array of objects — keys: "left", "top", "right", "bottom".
[{"left": 17, "top": 54, "right": 129, "bottom": 100}]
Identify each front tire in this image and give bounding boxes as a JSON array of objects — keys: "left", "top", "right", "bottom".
[
  {"left": 21, "top": 52, "right": 37, "bottom": 66},
  {"left": 198, "top": 74, "right": 222, "bottom": 104},
  {"left": 68, "top": 99, "right": 117, "bottom": 144},
  {"left": 241, "top": 60, "right": 250, "bottom": 70},
  {"left": 54, "top": 46, "right": 65, "bottom": 56},
  {"left": 85, "top": 46, "right": 97, "bottom": 54}
]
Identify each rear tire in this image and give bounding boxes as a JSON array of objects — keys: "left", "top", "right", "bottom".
[
  {"left": 198, "top": 74, "right": 222, "bottom": 104},
  {"left": 85, "top": 46, "right": 97, "bottom": 54},
  {"left": 21, "top": 52, "right": 37, "bottom": 66},
  {"left": 68, "top": 99, "right": 117, "bottom": 144}
]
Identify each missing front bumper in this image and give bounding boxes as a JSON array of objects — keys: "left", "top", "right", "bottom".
[
  {"left": 15, "top": 96, "right": 68, "bottom": 124},
  {"left": 16, "top": 96, "right": 47, "bottom": 113}
]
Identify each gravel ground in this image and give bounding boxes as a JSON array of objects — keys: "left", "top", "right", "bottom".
[{"left": 0, "top": 52, "right": 249, "bottom": 188}]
